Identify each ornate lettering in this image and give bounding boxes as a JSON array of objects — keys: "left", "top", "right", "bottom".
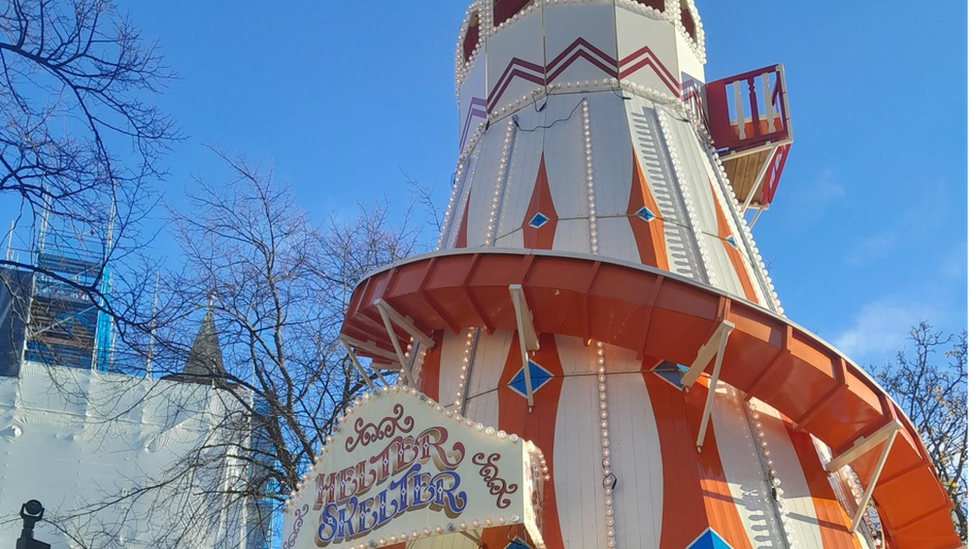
[
  {"left": 472, "top": 452, "right": 518, "bottom": 509},
  {"left": 345, "top": 403, "right": 415, "bottom": 452}
]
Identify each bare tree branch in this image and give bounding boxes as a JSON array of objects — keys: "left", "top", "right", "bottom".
[{"left": 870, "top": 322, "right": 968, "bottom": 541}]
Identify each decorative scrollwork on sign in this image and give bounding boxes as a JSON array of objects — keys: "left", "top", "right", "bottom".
[
  {"left": 283, "top": 504, "right": 309, "bottom": 549},
  {"left": 472, "top": 452, "right": 518, "bottom": 509},
  {"left": 345, "top": 403, "right": 415, "bottom": 452}
]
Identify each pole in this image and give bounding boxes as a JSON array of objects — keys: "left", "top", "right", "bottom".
[{"left": 16, "top": 500, "right": 51, "bottom": 549}]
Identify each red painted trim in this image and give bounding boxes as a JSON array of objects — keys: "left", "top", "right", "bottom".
[
  {"left": 783, "top": 417, "right": 861, "bottom": 549},
  {"left": 487, "top": 58, "right": 546, "bottom": 100},
  {"left": 709, "top": 185, "right": 760, "bottom": 305},
  {"left": 521, "top": 153, "right": 558, "bottom": 250},
  {"left": 488, "top": 67, "right": 547, "bottom": 111},
  {"left": 619, "top": 57, "right": 680, "bottom": 96},
  {"left": 547, "top": 48, "right": 617, "bottom": 81},
  {"left": 628, "top": 147, "right": 670, "bottom": 270},
  {"left": 642, "top": 361, "right": 710, "bottom": 549},
  {"left": 417, "top": 330, "right": 445, "bottom": 402},
  {"left": 545, "top": 37, "right": 618, "bottom": 73},
  {"left": 497, "top": 333, "right": 566, "bottom": 549},
  {"left": 688, "top": 380, "right": 754, "bottom": 549}
]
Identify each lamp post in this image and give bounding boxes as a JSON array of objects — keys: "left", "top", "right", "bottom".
[{"left": 16, "top": 500, "right": 51, "bottom": 549}]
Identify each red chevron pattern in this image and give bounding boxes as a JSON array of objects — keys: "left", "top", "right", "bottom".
[{"left": 483, "top": 38, "right": 681, "bottom": 113}]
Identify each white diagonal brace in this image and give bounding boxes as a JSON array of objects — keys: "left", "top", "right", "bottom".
[
  {"left": 510, "top": 284, "right": 540, "bottom": 411},
  {"left": 373, "top": 299, "right": 436, "bottom": 348},
  {"left": 693, "top": 322, "right": 734, "bottom": 449},
  {"left": 338, "top": 335, "right": 390, "bottom": 387},
  {"left": 850, "top": 426, "right": 899, "bottom": 532},
  {"left": 340, "top": 339, "right": 375, "bottom": 391},
  {"left": 337, "top": 335, "right": 398, "bottom": 364},
  {"left": 376, "top": 304, "right": 417, "bottom": 388},
  {"left": 826, "top": 420, "right": 901, "bottom": 472},
  {"left": 509, "top": 284, "right": 540, "bottom": 351},
  {"left": 681, "top": 320, "right": 735, "bottom": 388}
]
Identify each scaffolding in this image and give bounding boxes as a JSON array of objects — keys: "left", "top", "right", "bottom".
[{"left": 23, "top": 208, "right": 114, "bottom": 371}]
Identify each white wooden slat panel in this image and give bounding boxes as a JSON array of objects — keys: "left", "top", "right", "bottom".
[
  {"left": 664, "top": 110, "right": 751, "bottom": 298},
  {"left": 607, "top": 371, "right": 664, "bottom": 549},
  {"left": 542, "top": 2, "right": 619, "bottom": 88},
  {"left": 664, "top": 110, "right": 719, "bottom": 235},
  {"left": 467, "top": 119, "right": 513, "bottom": 247},
  {"left": 624, "top": 96, "right": 706, "bottom": 281},
  {"left": 554, "top": 373, "right": 606, "bottom": 549},
  {"left": 494, "top": 229, "right": 523, "bottom": 249},
  {"left": 711, "top": 384, "right": 790, "bottom": 549},
  {"left": 458, "top": 53, "right": 488, "bottom": 148},
  {"left": 496, "top": 107, "right": 547, "bottom": 243},
  {"left": 553, "top": 218, "right": 592, "bottom": 256},
  {"left": 752, "top": 400, "right": 826, "bottom": 549},
  {"left": 487, "top": 9, "right": 544, "bottom": 115},
  {"left": 702, "top": 233, "right": 747, "bottom": 298},
  {"left": 542, "top": 95, "right": 588, "bottom": 218},
  {"left": 464, "top": 390, "right": 499, "bottom": 433},
  {"left": 594, "top": 216, "right": 640, "bottom": 265},
  {"left": 614, "top": 7, "right": 681, "bottom": 100},
  {"left": 469, "top": 329, "right": 513, "bottom": 398},
  {"left": 674, "top": 25, "right": 705, "bottom": 84},
  {"left": 409, "top": 532, "right": 483, "bottom": 549},
  {"left": 556, "top": 334, "right": 591, "bottom": 375},
  {"left": 588, "top": 92, "right": 633, "bottom": 217},
  {"left": 438, "top": 330, "right": 475, "bottom": 408},
  {"left": 700, "top": 145, "right": 773, "bottom": 310}
]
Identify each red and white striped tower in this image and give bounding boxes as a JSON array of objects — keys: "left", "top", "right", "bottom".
[{"left": 338, "top": 2, "right": 961, "bottom": 549}]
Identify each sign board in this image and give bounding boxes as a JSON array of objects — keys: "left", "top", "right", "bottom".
[{"left": 281, "top": 385, "right": 547, "bottom": 549}]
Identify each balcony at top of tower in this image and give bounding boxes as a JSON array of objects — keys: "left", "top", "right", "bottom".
[
  {"left": 453, "top": 0, "right": 795, "bottom": 222},
  {"left": 704, "top": 65, "right": 794, "bottom": 216}
]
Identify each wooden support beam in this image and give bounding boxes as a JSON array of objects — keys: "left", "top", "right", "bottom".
[
  {"left": 681, "top": 320, "right": 735, "bottom": 388},
  {"left": 691, "top": 321, "right": 734, "bottom": 450},
  {"left": 373, "top": 299, "right": 436, "bottom": 348},
  {"left": 827, "top": 420, "right": 901, "bottom": 472},
  {"left": 850, "top": 426, "right": 899, "bottom": 531},
  {"left": 340, "top": 339, "right": 375, "bottom": 391},
  {"left": 510, "top": 284, "right": 540, "bottom": 351},
  {"left": 338, "top": 335, "right": 398, "bottom": 363},
  {"left": 376, "top": 304, "right": 416, "bottom": 387},
  {"left": 510, "top": 284, "right": 539, "bottom": 411}
]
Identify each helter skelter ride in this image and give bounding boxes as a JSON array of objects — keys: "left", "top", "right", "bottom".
[{"left": 282, "top": 1, "right": 962, "bottom": 549}]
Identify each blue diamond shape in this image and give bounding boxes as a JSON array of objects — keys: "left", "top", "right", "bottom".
[
  {"left": 725, "top": 235, "right": 738, "bottom": 249},
  {"left": 635, "top": 206, "right": 656, "bottom": 222},
  {"left": 653, "top": 360, "right": 690, "bottom": 390},
  {"left": 504, "top": 540, "right": 529, "bottom": 549},
  {"left": 528, "top": 213, "right": 549, "bottom": 229},
  {"left": 686, "top": 529, "right": 734, "bottom": 549},
  {"left": 508, "top": 360, "right": 554, "bottom": 398}
]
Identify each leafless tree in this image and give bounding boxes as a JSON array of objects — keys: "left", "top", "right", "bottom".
[
  {"left": 32, "top": 148, "right": 422, "bottom": 548},
  {"left": 870, "top": 322, "right": 967, "bottom": 541},
  {"left": 0, "top": 0, "right": 176, "bottom": 338}
]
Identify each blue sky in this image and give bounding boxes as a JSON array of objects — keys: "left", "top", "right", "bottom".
[{"left": 111, "top": 0, "right": 966, "bottom": 368}]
